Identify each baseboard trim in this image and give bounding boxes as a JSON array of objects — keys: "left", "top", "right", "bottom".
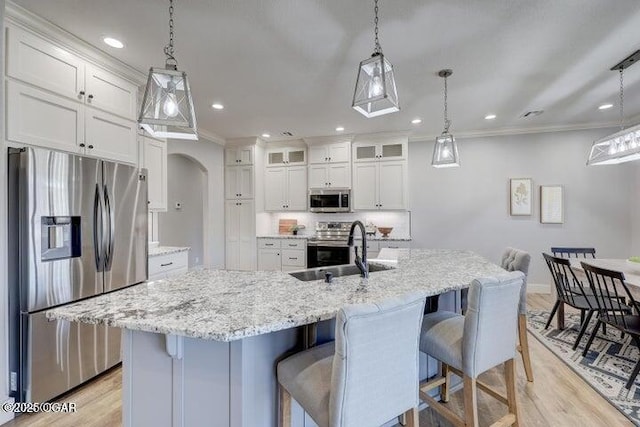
[{"left": 527, "top": 283, "right": 551, "bottom": 294}]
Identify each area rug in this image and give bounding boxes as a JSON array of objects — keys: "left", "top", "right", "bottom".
[{"left": 528, "top": 310, "right": 640, "bottom": 425}]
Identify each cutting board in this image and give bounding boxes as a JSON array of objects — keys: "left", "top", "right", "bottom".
[{"left": 279, "top": 219, "right": 297, "bottom": 235}]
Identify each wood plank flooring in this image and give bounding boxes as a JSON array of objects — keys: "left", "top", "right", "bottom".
[{"left": 4, "top": 294, "right": 633, "bottom": 426}]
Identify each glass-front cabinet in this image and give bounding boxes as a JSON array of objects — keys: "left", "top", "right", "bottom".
[
  {"left": 266, "top": 147, "right": 306, "bottom": 166},
  {"left": 353, "top": 140, "right": 406, "bottom": 162}
]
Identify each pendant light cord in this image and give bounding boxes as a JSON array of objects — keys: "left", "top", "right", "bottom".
[
  {"left": 373, "top": 0, "right": 382, "bottom": 55},
  {"left": 619, "top": 68, "right": 625, "bottom": 130},
  {"left": 164, "top": 0, "right": 177, "bottom": 66},
  {"left": 443, "top": 75, "right": 451, "bottom": 133}
]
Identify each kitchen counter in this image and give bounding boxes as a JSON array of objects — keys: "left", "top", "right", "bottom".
[
  {"left": 257, "top": 234, "right": 412, "bottom": 241},
  {"left": 45, "top": 248, "right": 506, "bottom": 427},
  {"left": 47, "top": 249, "right": 503, "bottom": 342},
  {"left": 148, "top": 246, "right": 190, "bottom": 257}
]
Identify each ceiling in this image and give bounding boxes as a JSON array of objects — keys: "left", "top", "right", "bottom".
[{"left": 12, "top": 0, "right": 640, "bottom": 141}]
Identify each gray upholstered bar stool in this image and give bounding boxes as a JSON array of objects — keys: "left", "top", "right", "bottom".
[
  {"left": 419, "top": 272, "right": 524, "bottom": 427},
  {"left": 501, "top": 247, "right": 533, "bottom": 382},
  {"left": 277, "top": 293, "right": 426, "bottom": 427}
]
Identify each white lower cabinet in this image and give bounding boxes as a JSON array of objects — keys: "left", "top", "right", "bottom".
[
  {"left": 264, "top": 166, "right": 307, "bottom": 211},
  {"left": 257, "top": 238, "right": 306, "bottom": 271},
  {"left": 226, "top": 200, "right": 256, "bottom": 271},
  {"left": 148, "top": 251, "right": 189, "bottom": 281}
]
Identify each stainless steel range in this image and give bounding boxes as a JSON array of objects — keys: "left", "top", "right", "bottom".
[{"left": 307, "top": 222, "right": 353, "bottom": 267}]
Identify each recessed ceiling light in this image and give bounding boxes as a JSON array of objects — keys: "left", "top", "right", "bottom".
[
  {"left": 484, "top": 114, "right": 497, "bottom": 120},
  {"left": 598, "top": 103, "right": 613, "bottom": 110},
  {"left": 211, "top": 103, "right": 224, "bottom": 110},
  {"left": 261, "top": 133, "right": 270, "bottom": 138},
  {"left": 411, "top": 118, "right": 422, "bottom": 124},
  {"left": 335, "top": 126, "right": 345, "bottom": 132},
  {"left": 103, "top": 37, "right": 124, "bottom": 49}
]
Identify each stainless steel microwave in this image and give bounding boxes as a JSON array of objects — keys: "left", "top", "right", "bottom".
[{"left": 309, "top": 189, "right": 351, "bottom": 213}]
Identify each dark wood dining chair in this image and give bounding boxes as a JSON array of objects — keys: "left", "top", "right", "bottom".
[
  {"left": 542, "top": 254, "right": 628, "bottom": 350},
  {"left": 551, "top": 247, "right": 596, "bottom": 258},
  {"left": 580, "top": 263, "right": 638, "bottom": 389}
]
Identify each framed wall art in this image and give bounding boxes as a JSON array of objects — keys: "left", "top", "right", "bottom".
[
  {"left": 510, "top": 178, "right": 532, "bottom": 216},
  {"left": 540, "top": 185, "right": 564, "bottom": 224}
]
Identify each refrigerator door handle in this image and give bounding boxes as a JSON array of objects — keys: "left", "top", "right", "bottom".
[
  {"left": 104, "top": 185, "right": 115, "bottom": 271},
  {"left": 93, "top": 184, "right": 104, "bottom": 272}
]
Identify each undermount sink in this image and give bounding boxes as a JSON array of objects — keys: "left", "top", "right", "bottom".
[{"left": 289, "top": 263, "right": 392, "bottom": 281}]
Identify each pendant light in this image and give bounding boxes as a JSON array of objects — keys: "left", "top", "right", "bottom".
[
  {"left": 587, "top": 51, "right": 640, "bottom": 165},
  {"left": 352, "top": 0, "right": 399, "bottom": 118},
  {"left": 139, "top": 0, "right": 198, "bottom": 140},
  {"left": 432, "top": 69, "right": 460, "bottom": 168}
]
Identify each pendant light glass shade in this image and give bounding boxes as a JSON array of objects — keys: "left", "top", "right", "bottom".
[
  {"left": 587, "top": 123, "right": 640, "bottom": 165},
  {"left": 138, "top": 0, "right": 198, "bottom": 140},
  {"left": 352, "top": 53, "right": 399, "bottom": 118},
  {"left": 139, "top": 65, "right": 198, "bottom": 140},
  {"left": 352, "top": 0, "right": 399, "bottom": 118},
  {"left": 432, "top": 133, "right": 460, "bottom": 168},
  {"left": 432, "top": 69, "right": 460, "bottom": 168}
]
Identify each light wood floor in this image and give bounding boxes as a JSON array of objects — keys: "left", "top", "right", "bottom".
[{"left": 4, "top": 294, "right": 634, "bottom": 426}]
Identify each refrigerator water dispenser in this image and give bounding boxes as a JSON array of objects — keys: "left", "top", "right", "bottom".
[{"left": 40, "top": 216, "right": 81, "bottom": 261}]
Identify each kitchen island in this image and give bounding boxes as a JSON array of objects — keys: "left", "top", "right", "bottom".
[{"left": 47, "top": 249, "right": 505, "bottom": 427}]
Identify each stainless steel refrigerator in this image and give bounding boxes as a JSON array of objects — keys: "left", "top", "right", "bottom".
[{"left": 8, "top": 146, "right": 148, "bottom": 403}]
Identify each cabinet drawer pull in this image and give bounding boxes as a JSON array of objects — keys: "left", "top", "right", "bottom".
[
  {"left": 288, "top": 244, "right": 297, "bottom": 247},
  {"left": 289, "top": 257, "right": 298, "bottom": 260},
  {"left": 160, "top": 262, "right": 174, "bottom": 267},
  {"left": 265, "top": 243, "right": 274, "bottom": 246}
]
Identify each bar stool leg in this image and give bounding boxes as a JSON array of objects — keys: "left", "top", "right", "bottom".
[
  {"left": 279, "top": 384, "right": 292, "bottom": 427},
  {"left": 463, "top": 375, "right": 479, "bottom": 427},
  {"left": 505, "top": 358, "right": 520, "bottom": 427},
  {"left": 404, "top": 407, "right": 419, "bottom": 427},
  {"left": 441, "top": 363, "right": 451, "bottom": 402}
]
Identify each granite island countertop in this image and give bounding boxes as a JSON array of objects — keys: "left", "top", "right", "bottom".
[
  {"left": 47, "top": 249, "right": 505, "bottom": 342},
  {"left": 148, "top": 246, "right": 190, "bottom": 257}
]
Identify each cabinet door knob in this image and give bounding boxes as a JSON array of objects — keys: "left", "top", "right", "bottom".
[
  {"left": 329, "top": 157, "right": 331, "bottom": 161},
  {"left": 325, "top": 157, "right": 328, "bottom": 161},
  {"left": 79, "top": 143, "right": 86, "bottom": 148},
  {"left": 79, "top": 90, "right": 85, "bottom": 96},
  {"left": 88, "top": 145, "right": 94, "bottom": 149},
  {"left": 88, "top": 94, "right": 94, "bottom": 100}
]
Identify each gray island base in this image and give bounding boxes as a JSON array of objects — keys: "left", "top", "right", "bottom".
[{"left": 47, "top": 249, "right": 506, "bottom": 427}]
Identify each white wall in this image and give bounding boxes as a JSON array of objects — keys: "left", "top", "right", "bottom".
[
  {"left": 0, "top": 1, "right": 8, "bottom": 421},
  {"left": 167, "top": 139, "right": 225, "bottom": 268},
  {"left": 159, "top": 154, "right": 206, "bottom": 268},
  {"left": 409, "top": 128, "right": 636, "bottom": 286}
]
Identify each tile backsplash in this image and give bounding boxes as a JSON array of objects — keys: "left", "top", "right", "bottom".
[{"left": 261, "top": 211, "right": 412, "bottom": 238}]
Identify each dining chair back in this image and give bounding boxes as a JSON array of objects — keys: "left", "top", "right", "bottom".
[
  {"left": 580, "top": 262, "right": 639, "bottom": 389},
  {"left": 551, "top": 247, "right": 596, "bottom": 258},
  {"left": 543, "top": 253, "right": 591, "bottom": 308}
]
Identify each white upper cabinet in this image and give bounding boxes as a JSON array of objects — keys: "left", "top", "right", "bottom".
[
  {"left": 85, "top": 108, "right": 138, "bottom": 164},
  {"left": 266, "top": 147, "right": 306, "bottom": 167},
  {"left": 353, "top": 160, "right": 407, "bottom": 210},
  {"left": 353, "top": 140, "right": 406, "bottom": 162},
  {"left": 7, "top": 80, "right": 84, "bottom": 153},
  {"left": 308, "top": 141, "right": 350, "bottom": 164},
  {"left": 308, "top": 163, "right": 351, "bottom": 188},
  {"left": 143, "top": 135, "right": 168, "bottom": 212},
  {"left": 264, "top": 166, "right": 307, "bottom": 211},
  {"left": 5, "top": 24, "right": 140, "bottom": 164},
  {"left": 225, "top": 146, "right": 254, "bottom": 165},
  {"left": 84, "top": 64, "right": 138, "bottom": 120},
  {"left": 225, "top": 165, "right": 254, "bottom": 200},
  {"left": 7, "top": 25, "right": 85, "bottom": 101}
]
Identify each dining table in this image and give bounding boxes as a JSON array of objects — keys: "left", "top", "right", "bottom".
[{"left": 553, "top": 259, "right": 640, "bottom": 330}]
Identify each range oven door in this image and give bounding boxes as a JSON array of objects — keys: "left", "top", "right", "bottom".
[{"left": 307, "top": 244, "right": 351, "bottom": 268}]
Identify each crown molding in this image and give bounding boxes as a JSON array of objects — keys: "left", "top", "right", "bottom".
[
  {"left": 197, "top": 129, "right": 226, "bottom": 146},
  {"left": 303, "top": 135, "right": 355, "bottom": 146},
  {"left": 5, "top": 1, "right": 146, "bottom": 84},
  {"left": 407, "top": 120, "right": 628, "bottom": 142}
]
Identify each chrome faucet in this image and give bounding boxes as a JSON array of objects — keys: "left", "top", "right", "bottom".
[{"left": 347, "top": 220, "right": 369, "bottom": 278}]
